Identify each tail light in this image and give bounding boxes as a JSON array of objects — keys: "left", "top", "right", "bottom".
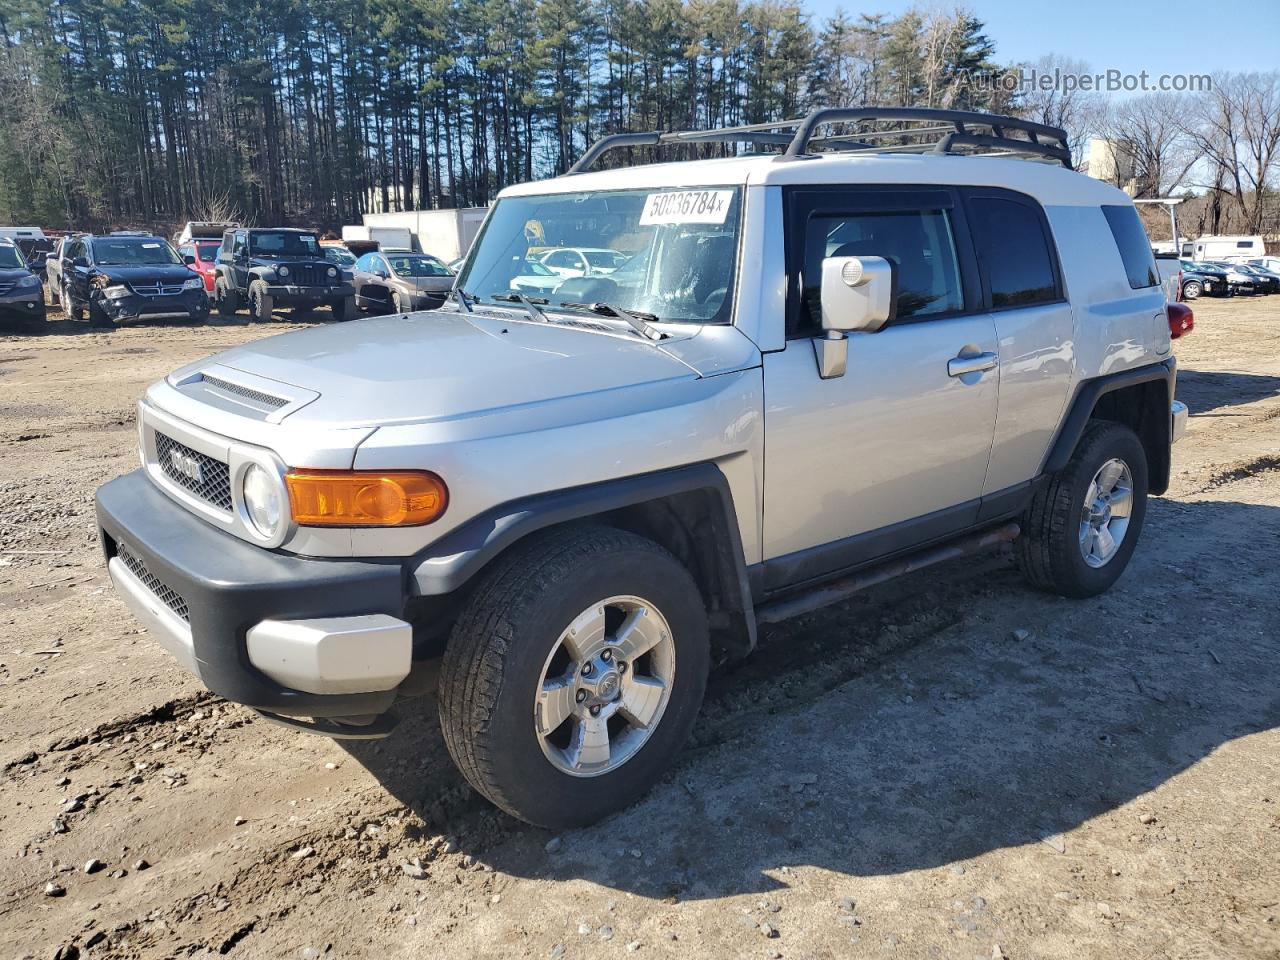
[{"left": 1167, "top": 302, "right": 1194, "bottom": 339}]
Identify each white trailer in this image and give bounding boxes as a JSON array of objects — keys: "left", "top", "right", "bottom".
[
  {"left": 1180, "top": 235, "right": 1266, "bottom": 262},
  {"left": 359, "top": 208, "right": 488, "bottom": 263}
]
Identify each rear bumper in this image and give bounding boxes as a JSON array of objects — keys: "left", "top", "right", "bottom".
[
  {"left": 1171, "top": 400, "right": 1189, "bottom": 443},
  {"left": 96, "top": 471, "right": 412, "bottom": 722}
]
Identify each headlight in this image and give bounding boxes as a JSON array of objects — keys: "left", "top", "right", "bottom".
[
  {"left": 103, "top": 284, "right": 130, "bottom": 299},
  {"left": 277, "top": 265, "right": 290, "bottom": 279},
  {"left": 183, "top": 277, "right": 202, "bottom": 290},
  {"left": 17, "top": 274, "right": 41, "bottom": 289},
  {"left": 327, "top": 266, "right": 338, "bottom": 278},
  {"left": 242, "top": 463, "right": 285, "bottom": 538}
]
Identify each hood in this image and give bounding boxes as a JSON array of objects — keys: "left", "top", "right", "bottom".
[
  {"left": 0, "top": 267, "right": 35, "bottom": 282},
  {"left": 94, "top": 264, "right": 195, "bottom": 285},
  {"left": 204, "top": 309, "right": 701, "bottom": 429}
]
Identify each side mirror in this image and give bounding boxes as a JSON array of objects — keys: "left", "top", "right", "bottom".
[
  {"left": 814, "top": 256, "right": 897, "bottom": 379},
  {"left": 182, "top": 254, "right": 196, "bottom": 265}
]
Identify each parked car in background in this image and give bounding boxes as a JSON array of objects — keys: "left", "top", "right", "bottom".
[
  {"left": 536, "top": 247, "right": 627, "bottom": 279},
  {"left": 14, "top": 236, "right": 54, "bottom": 282},
  {"left": 321, "top": 243, "right": 358, "bottom": 271},
  {"left": 177, "top": 239, "right": 222, "bottom": 293},
  {"left": 509, "top": 258, "right": 563, "bottom": 294},
  {"left": 215, "top": 228, "right": 356, "bottom": 322},
  {"left": 1176, "top": 260, "right": 1226, "bottom": 300},
  {"left": 60, "top": 234, "right": 209, "bottom": 327},
  {"left": 1247, "top": 256, "right": 1280, "bottom": 274},
  {"left": 45, "top": 237, "right": 65, "bottom": 303},
  {"left": 1234, "top": 263, "right": 1280, "bottom": 294},
  {"left": 353, "top": 251, "right": 454, "bottom": 313},
  {"left": 1207, "top": 261, "right": 1259, "bottom": 296},
  {"left": 0, "top": 238, "right": 46, "bottom": 329}
]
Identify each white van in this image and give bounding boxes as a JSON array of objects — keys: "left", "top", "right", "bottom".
[
  {"left": 0, "top": 226, "right": 47, "bottom": 242},
  {"left": 1180, "top": 235, "right": 1265, "bottom": 262}
]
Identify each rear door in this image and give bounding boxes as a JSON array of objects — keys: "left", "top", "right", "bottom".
[
  {"left": 761, "top": 186, "right": 999, "bottom": 588},
  {"left": 961, "top": 189, "right": 1075, "bottom": 498}
]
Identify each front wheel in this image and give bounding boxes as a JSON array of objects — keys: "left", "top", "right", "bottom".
[
  {"left": 1016, "top": 420, "right": 1148, "bottom": 598},
  {"left": 1182, "top": 279, "right": 1201, "bottom": 300},
  {"left": 439, "top": 526, "right": 709, "bottom": 829},
  {"left": 248, "top": 280, "right": 273, "bottom": 323}
]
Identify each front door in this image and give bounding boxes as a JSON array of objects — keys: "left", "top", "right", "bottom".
[{"left": 762, "top": 187, "right": 999, "bottom": 590}]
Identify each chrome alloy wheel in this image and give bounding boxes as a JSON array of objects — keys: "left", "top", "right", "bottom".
[
  {"left": 1079, "top": 457, "right": 1134, "bottom": 568},
  {"left": 535, "top": 595, "right": 676, "bottom": 778}
]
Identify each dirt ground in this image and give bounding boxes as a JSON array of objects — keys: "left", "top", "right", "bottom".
[{"left": 1, "top": 300, "right": 1277, "bottom": 960}]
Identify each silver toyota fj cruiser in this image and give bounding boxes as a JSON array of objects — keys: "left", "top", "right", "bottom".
[{"left": 95, "top": 109, "right": 1190, "bottom": 828}]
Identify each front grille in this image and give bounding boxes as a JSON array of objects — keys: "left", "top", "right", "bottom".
[
  {"left": 282, "top": 263, "right": 328, "bottom": 287},
  {"left": 116, "top": 541, "right": 190, "bottom": 622},
  {"left": 0, "top": 282, "right": 14, "bottom": 295},
  {"left": 201, "top": 375, "right": 288, "bottom": 409},
  {"left": 132, "top": 283, "right": 188, "bottom": 297},
  {"left": 154, "top": 431, "right": 233, "bottom": 511}
]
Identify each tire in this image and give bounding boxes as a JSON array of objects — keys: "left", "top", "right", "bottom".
[
  {"left": 439, "top": 525, "right": 710, "bottom": 829},
  {"left": 49, "top": 277, "right": 61, "bottom": 307},
  {"left": 1182, "top": 279, "right": 1201, "bottom": 300},
  {"left": 329, "top": 296, "right": 356, "bottom": 321},
  {"left": 63, "top": 285, "right": 83, "bottom": 322},
  {"left": 249, "top": 280, "right": 273, "bottom": 323},
  {"left": 217, "top": 281, "right": 241, "bottom": 317},
  {"left": 392, "top": 290, "right": 406, "bottom": 314},
  {"left": 1016, "top": 420, "right": 1148, "bottom": 599}
]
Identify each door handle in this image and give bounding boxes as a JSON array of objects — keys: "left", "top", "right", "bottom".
[{"left": 947, "top": 351, "right": 998, "bottom": 378}]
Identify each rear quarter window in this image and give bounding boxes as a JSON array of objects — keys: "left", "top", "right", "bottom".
[
  {"left": 1101, "top": 205, "right": 1159, "bottom": 289},
  {"left": 967, "top": 195, "right": 1061, "bottom": 308}
]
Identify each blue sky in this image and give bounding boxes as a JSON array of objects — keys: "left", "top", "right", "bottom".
[{"left": 804, "top": 0, "right": 1280, "bottom": 93}]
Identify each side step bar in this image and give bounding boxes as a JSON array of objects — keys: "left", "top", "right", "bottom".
[{"left": 755, "top": 521, "right": 1021, "bottom": 625}]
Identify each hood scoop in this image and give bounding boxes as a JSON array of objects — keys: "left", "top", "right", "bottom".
[{"left": 168, "top": 364, "right": 319, "bottom": 423}]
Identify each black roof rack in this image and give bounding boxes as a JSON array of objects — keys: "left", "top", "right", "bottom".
[{"left": 566, "top": 107, "right": 1072, "bottom": 175}]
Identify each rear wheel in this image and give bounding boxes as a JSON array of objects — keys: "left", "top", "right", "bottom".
[
  {"left": 439, "top": 526, "right": 710, "bottom": 829},
  {"left": 1016, "top": 420, "right": 1148, "bottom": 598},
  {"left": 249, "top": 280, "right": 273, "bottom": 323}
]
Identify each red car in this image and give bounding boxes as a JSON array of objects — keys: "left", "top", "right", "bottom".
[{"left": 177, "top": 239, "right": 221, "bottom": 293}]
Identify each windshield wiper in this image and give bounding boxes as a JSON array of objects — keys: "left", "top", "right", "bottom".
[
  {"left": 559, "top": 301, "right": 664, "bottom": 341},
  {"left": 491, "top": 292, "right": 549, "bottom": 322},
  {"left": 450, "top": 288, "right": 474, "bottom": 312}
]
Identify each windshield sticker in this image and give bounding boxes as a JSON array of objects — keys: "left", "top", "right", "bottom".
[
  {"left": 639, "top": 190, "right": 733, "bottom": 226},
  {"left": 142, "top": 242, "right": 161, "bottom": 248}
]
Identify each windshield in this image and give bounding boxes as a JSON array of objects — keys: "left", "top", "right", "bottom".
[
  {"left": 0, "top": 245, "right": 24, "bottom": 269},
  {"left": 91, "top": 238, "right": 182, "bottom": 266},
  {"left": 250, "top": 231, "right": 321, "bottom": 257},
  {"left": 459, "top": 187, "right": 742, "bottom": 324},
  {"left": 324, "top": 246, "right": 357, "bottom": 268},
  {"left": 388, "top": 254, "right": 451, "bottom": 277}
]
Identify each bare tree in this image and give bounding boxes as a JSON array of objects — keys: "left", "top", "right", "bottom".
[
  {"left": 1016, "top": 54, "right": 1106, "bottom": 167},
  {"left": 1101, "top": 93, "right": 1196, "bottom": 197}
]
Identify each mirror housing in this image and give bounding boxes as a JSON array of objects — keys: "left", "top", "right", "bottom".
[
  {"left": 820, "top": 255, "right": 896, "bottom": 333},
  {"left": 813, "top": 256, "right": 897, "bottom": 380}
]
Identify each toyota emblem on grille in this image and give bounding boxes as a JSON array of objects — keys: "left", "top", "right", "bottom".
[{"left": 169, "top": 449, "right": 205, "bottom": 484}]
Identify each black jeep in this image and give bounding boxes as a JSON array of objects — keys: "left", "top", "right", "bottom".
[{"left": 215, "top": 228, "right": 356, "bottom": 322}]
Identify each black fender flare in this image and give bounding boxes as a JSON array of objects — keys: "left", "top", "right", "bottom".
[
  {"left": 1042, "top": 357, "right": 1175, "bottom": 490},
  {"left": 409, "top": 462, "right": 757, "bottom": 657}
]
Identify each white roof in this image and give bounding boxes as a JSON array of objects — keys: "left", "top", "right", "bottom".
[{"left": 499, "top": 151, "right": 1131, "bottom": 208}]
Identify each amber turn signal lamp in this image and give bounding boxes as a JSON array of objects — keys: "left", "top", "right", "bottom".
[{"left": 285, "top": 470, "right": 447, "bottom": 527}]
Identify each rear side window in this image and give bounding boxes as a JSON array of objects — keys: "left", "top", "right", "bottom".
[
  {"left": 967, "top": 196, "right": 1060, "bottom": 307},
  {"left": 1101, "top": 205, "right": 1159, "bottom": 289}
]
